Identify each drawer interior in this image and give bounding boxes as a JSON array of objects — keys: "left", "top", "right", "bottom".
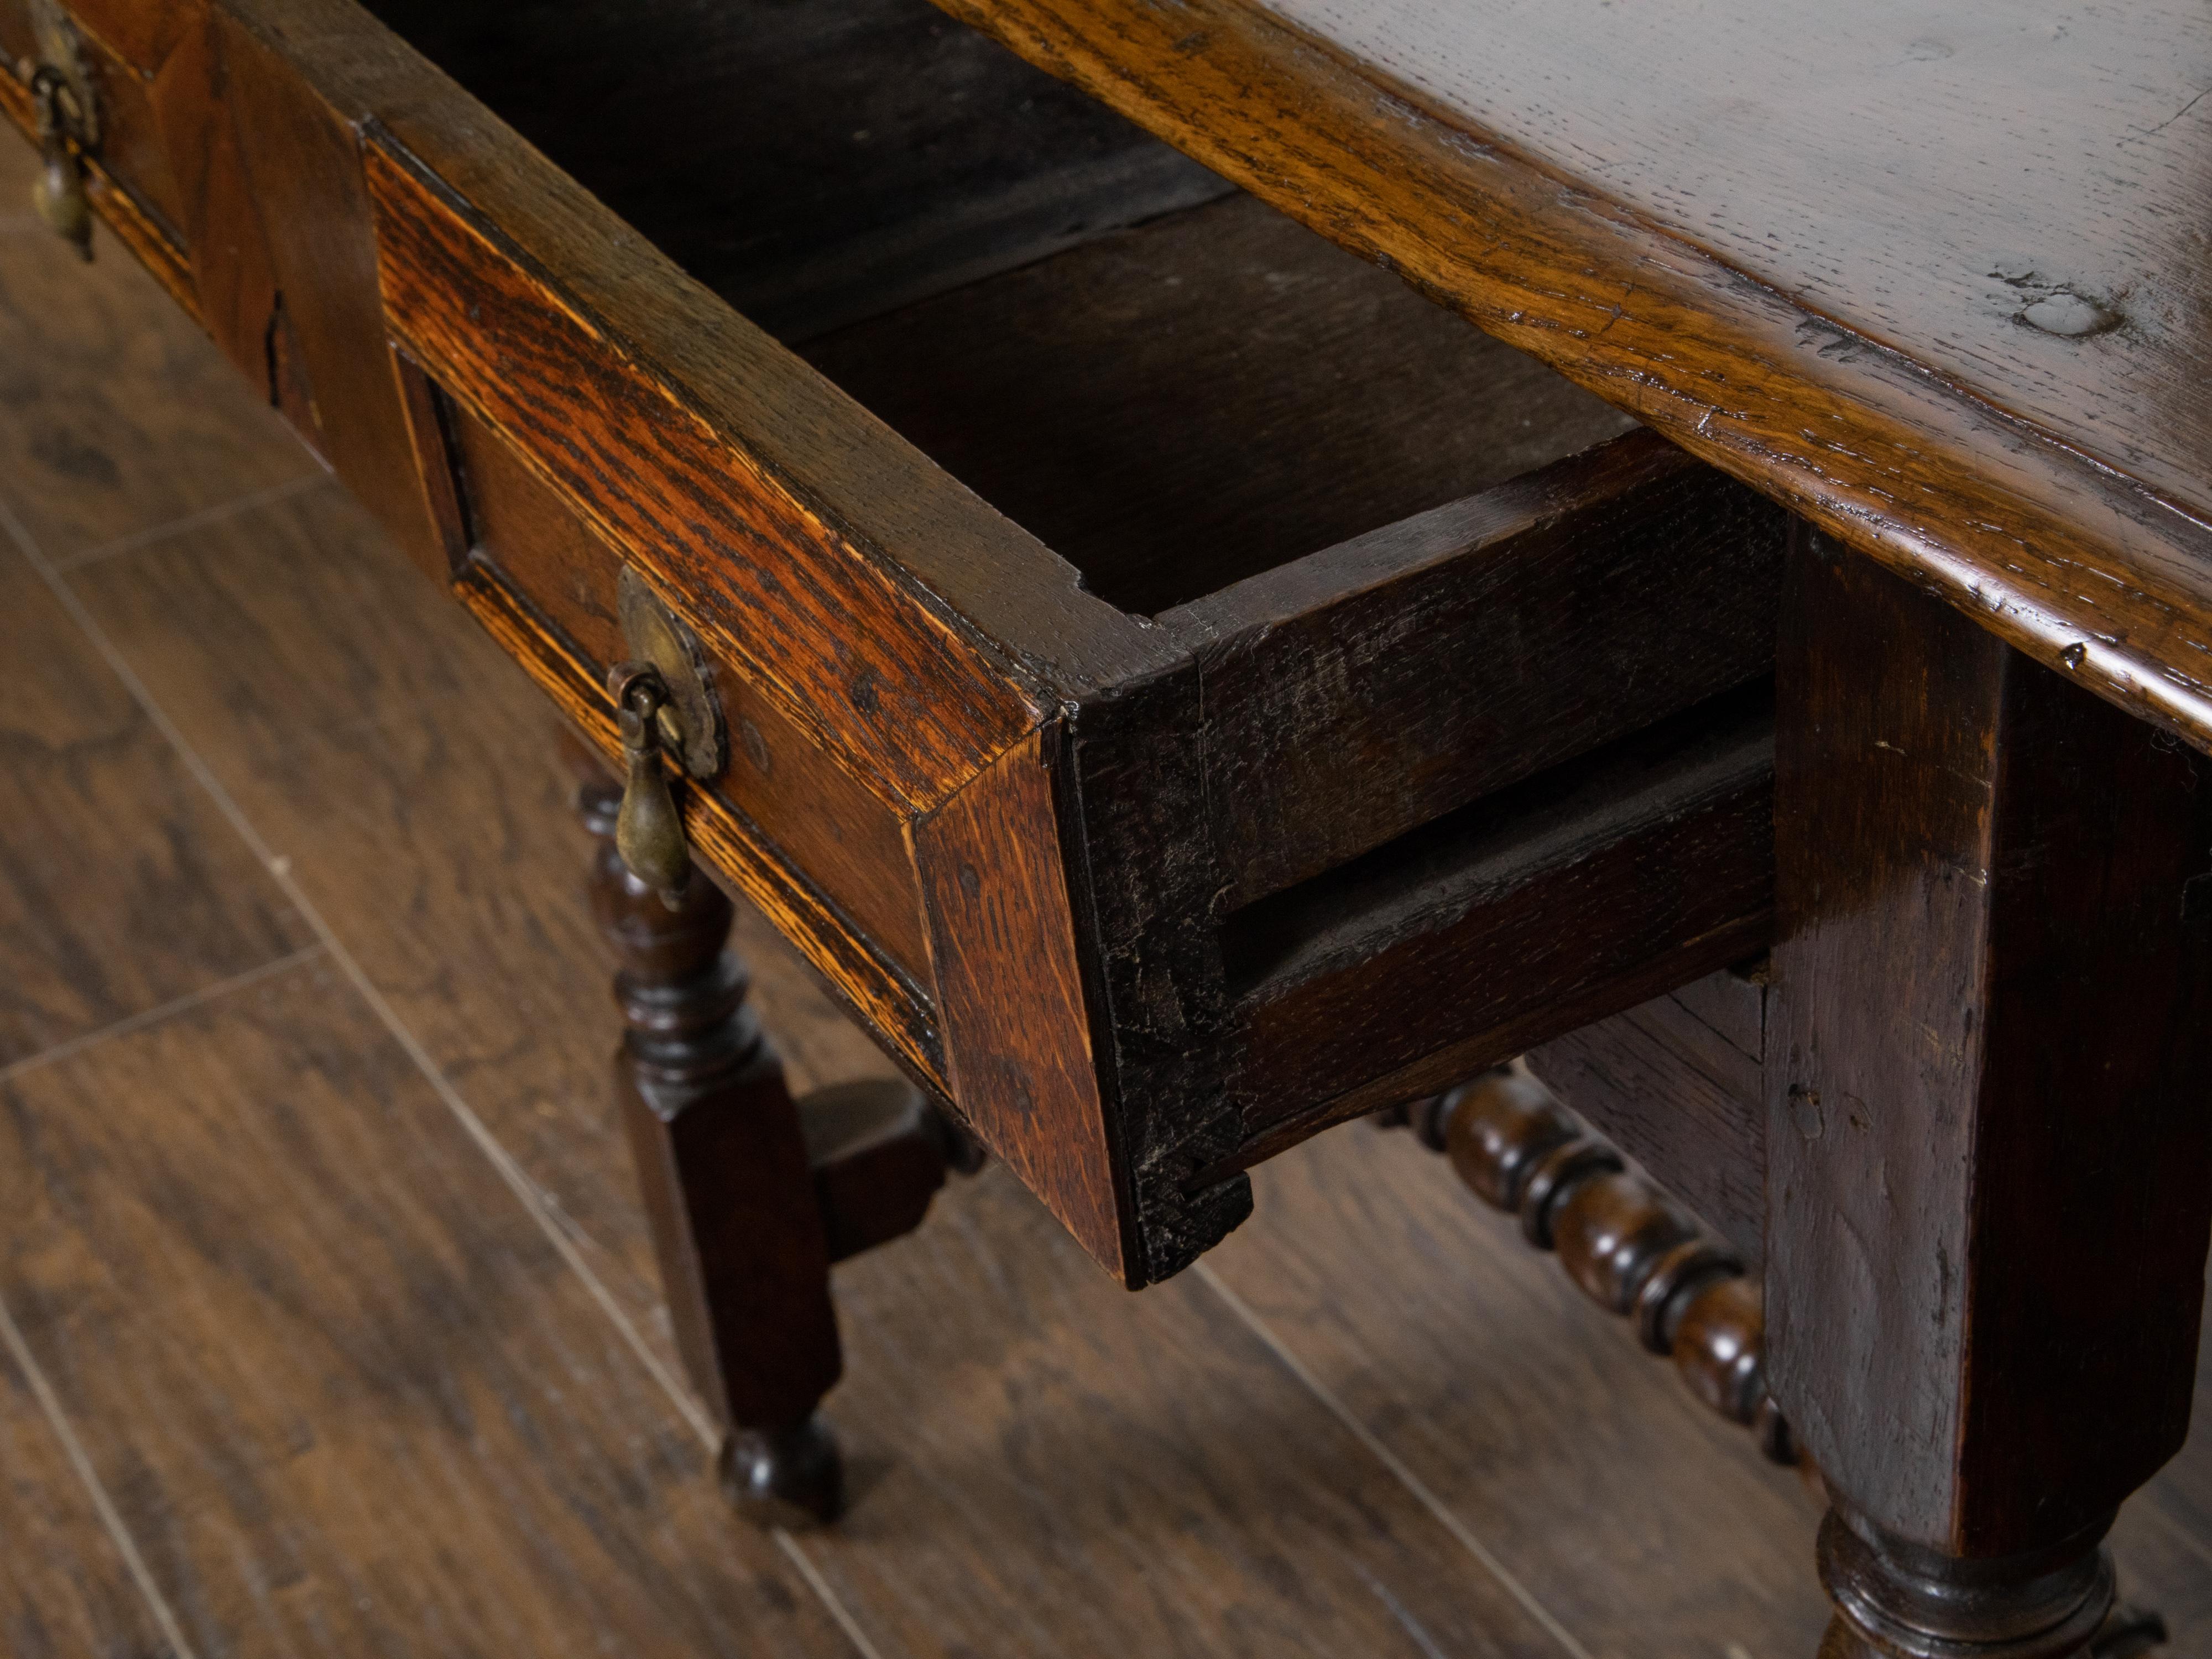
[{"left": 364, "top": 0, "right": 1637, "bottom": 616}]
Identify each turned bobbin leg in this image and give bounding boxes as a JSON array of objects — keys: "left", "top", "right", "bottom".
[
  {"left": 1767, "top": 530, "right": 2212, "bottom": 1656},
  {"left": 578, "top": 774, "right": 846, "bottom": 1527}
]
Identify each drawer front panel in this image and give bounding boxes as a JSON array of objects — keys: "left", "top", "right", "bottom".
[
  {"left": 441, "top": 394, "right": 937, "bottom": 990},
  {"left": 453, "top": 559, "right": 948, "bottom": 1095},
  {"left": 363, "top": 134, "right": 1045, "bottom": 817}
]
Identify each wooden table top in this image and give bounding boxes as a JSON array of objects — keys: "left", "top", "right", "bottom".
[{"left": 948, "top": 0, "right": 2212, "bottom": 747}]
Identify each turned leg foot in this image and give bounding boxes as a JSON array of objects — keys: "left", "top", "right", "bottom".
[
  {"left": 579, "top": 771, "right": 847, "bottom": 1525},
  {"left": 571, "top": 750, "right": 978, "bottom": 1527},
  {"left": 1815, "top": 1510, "right": 2116, "bottom": 1659},
  {"left": 723, "top": 1417, "right": 847, "bottom": 1530}
]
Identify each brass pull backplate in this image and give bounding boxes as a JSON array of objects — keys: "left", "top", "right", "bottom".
[
  {"left": 24, "top": 0, "right": 98, "bottom": 260},
  {"left": 606, "top": 568, "right": 726, "bottom": 906},
  {"left": 616, "top": 567, "right": 726, "bottom": 781}
]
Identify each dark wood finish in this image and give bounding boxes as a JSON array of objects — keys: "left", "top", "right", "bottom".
[
  {"left": 36, "top": 415, "right": 1634, "bottom": 1658},
  {"left": 581, "top": 773, "right": 848, "bottom": 1526},
  {"left": 801, "top": 190, "right": 1637, "bottom": 615},
  {"left": 800, "top": 1078, "right": 969, "bottom": 1265},
  {"left": 365, "top": 133, "right": 1049, "bottom": 815},
  {"left": 19, "top": 106, "right": 2212, "bottom": 1655},
  {"left": 0, "top": 1, "right": 194, "bottom": 306},
  {"left": 1165, "top": 431, "right": 1782, "bottom": 904},
  {"left": 1525, "top": 966, "right": 1767, "bottom": 1264},
  {"left": 1766, "top": 531, "right": 2212, "bottom": 1651},
  {"left": 1382, "top": 1069, "right": 1799, "bottom": 1470},
  {"left": 359, "top": 0, "right": 1232, "bottom": 342},
  {"left": 0, "top": 117, "right": 315, "bottom": 556},
  {"left": 936, "top": 0, "right": 2212, "bottom": 758},
  {"left": 914, "top": 724, "right": 1131, "bottom": 1277},
  {"left": 4, "top": 0, "right": 1792, "bottom": 1282},
  {"left": 150, "top": 0, "right": 447, "bottom": 577},
  {"left": 1220, "top": 682, "right": 1775, "bottom": 1172},
  {"left": 0, "top": 0, "right": 189, "bottom": 243},
  {"left": 1053, "top": 651, "right": 1250, "bottom": 1286},
  {"left": 0, "top": 1323, "right": 180, "bottom": 1658}
]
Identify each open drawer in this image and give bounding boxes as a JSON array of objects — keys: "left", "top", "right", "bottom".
[{"left": 4, "top": 0, "right": 1784, "bottom": 1285}]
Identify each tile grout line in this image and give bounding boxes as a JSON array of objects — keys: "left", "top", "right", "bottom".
[
  {"left": 0, "top": 495, "right": 713, "bottom": 1448},
  {"left": 775, "top": 1530, "right": 891, "bottom": 1659},
  {"left": 3, "top": 494, "right": 896, "bottom": 1651},
  {"left": 1193, "top": 1260, "right": 1599, "bottom": 1659},
  {"left": 48, "top": 471, "right": 332, "bottom": 572},
  {"left": 0, "top": 1292, "right": 201, "bottom": 1659},
  {"left": 0, "top": 945, "right": 327, "bottom": 1091}
]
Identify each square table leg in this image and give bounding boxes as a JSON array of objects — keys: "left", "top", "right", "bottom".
[{"left": 1767, "top": 529, "right": 2212, "bottom": 1656}]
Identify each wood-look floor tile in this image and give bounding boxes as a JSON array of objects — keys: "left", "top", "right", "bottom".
[
  {"left": 65, "top": 453, "right": 1583, "bottom": 1658},
  {"left": 0, "top": 1308, "right": 177, "bottom": 1658},
  {"left": 809, "top": 1163, "right": 1573, "bottom": 1659},
  {"left": 2109, "top": 1503, "right": 2212, "bottom": 1657},
  {"left": 1211, "top": 1126, "right": 1828, "bottom": 1659},
  {"left": 0, "top": 541, "right": 312, "bottom": 1066},
  {"left": 0, "top": 168, "right": 317, "bottom": 560},
  {"left": 0, "top": 955, "right": 858, "bottom": 1659},
  {"left": 1213, "top": 1130, "right": 2212, "bottom": 1658},
  {"left": 19, "top": 107, "right": 2211, "bottom": 1657},
  {"left": 2114, "top": 1307, "right": 2212, "bottom": 1655},
  {"left": 66, "top": 482, "right": 898, "bottom": 1388}
]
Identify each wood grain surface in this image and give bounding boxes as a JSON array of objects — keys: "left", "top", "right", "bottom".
[
  {"left": 1164, "top": 432, "right": 1781, "bottom": 906},
  {"left": 0, "top": 1307, "right": 180, "bottom": 1658},
  {"left": 935, "top": 0, "right": 2212, "bottom": 758},
  {"left": 1261, "top": 0, "right": 2212, "bottom": 528},
  {"left": 1524, "top": 973, "right": 1767, "bottom": 1264},
  {"left": 215, "top": 0, "right": 1185, "bottom": 703},
  {"left": 357, "top": 0, "right": 1231, "bottom": 340},
  {"left": 0, "top": 519, "right": 311, "bottom": 1066},
  {"left": 1216, "top": 1121, "right": 1827, "bottom": 1657},
  {"left": 442, "top": 396, "right": 938, "bottom": 987},
  {"left": 59, "top": 483, "right": 764, "bottom": 1395},
  {"left": 1225, "top": 686, "right": 1775, "bottom": 1166},
  {"left": 173, "top": 3, "right": 451, "bottom": 580},
  {"left": 0, "top": 179, "right": 315, "bottom": 555},
  {"left": 915, "top": 727, "right": 1126, "bottom": 1277},
  {"left": 12, "top": 0, "right": 1788, "bottom": 1283},
  {"left": 800, "top": 190, "right": 1634, "bottom": 615},
  {"left": 0, "top": 6, "right": 195, "bottom": 311},
  {"left": 1766, "top": 532, "right": 2212, "bottom": 1559},
  {"left": 365, "top": 139, "right": 1044, "bottom": 815},
  {"left": 449, "top": 559, "right": 950, "bottom": 1094},
  {"left": 0, "top": 959, "right": 861, "bottom": 1659},
  {"left": 6, "top": 58, "right": 2212, "bottom": 1659}
]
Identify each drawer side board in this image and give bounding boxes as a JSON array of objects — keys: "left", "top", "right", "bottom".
[{"left": 363, "top": 133, "right": 1045, "bottom": 817}]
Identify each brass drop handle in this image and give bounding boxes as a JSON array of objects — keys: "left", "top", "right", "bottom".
[
  {"left": 608, "top": 662, "right": 692, "bottom": 910},
  {"left": 29, "top": 65, "right": 92, "bottom": 261}
]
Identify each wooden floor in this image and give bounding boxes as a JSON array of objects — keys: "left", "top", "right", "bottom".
[{"left": 1, "top": 146, "right": 2208, "bottom": 1659}]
